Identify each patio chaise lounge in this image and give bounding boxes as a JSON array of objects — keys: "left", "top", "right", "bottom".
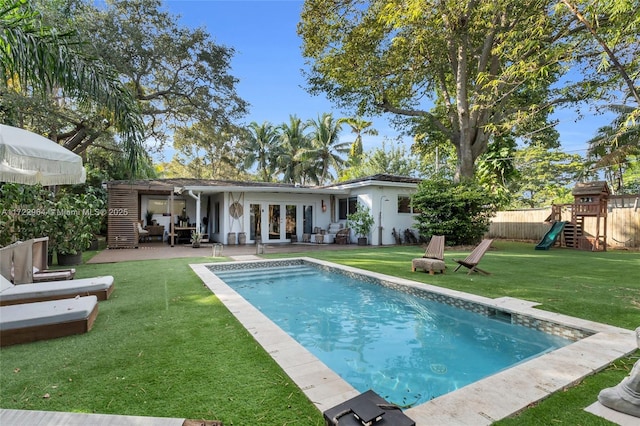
[
  {"left": 0, "top": 238, "right": 75, "bottom": 284},
  {"left": 0, "top": 274, "right": 114, "bottom": 306},
  {"left": 31, "top": 237, "right": 76, "bottom": 282},
  {"left": 452, "top": 239, "right": 493, "bottom": 275},
  {"left": 0, "top": 295, "right": 99, "bottom": 347},
  {"left": 411, "top": 235, "right": 446, "bottom": 275}
]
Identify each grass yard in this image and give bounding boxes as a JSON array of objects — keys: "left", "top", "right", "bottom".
[{"left": 0, "top": 240, "right": 638, "bottom": 425}]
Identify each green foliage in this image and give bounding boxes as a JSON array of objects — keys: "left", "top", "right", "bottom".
[
  {"left": 0, "top": 183, "right": 56, "bottom": 246},
  {"left": 347, "top": 203, "right": 375, "bottom": 238},
  {"left": 508, "top": 145, "right": 584, "bottom": 208},
  {"left": 340, "top": 139, "right": 420, "bottom": 180},
  {"left": 0, "top": 0, "right": 145, "bottom": 173},
  {"left": 412, "top": 178, "right": 499, "bottom": 245},
  {"left": 0, "top": 183, "right": 105, "bottom": 255}
]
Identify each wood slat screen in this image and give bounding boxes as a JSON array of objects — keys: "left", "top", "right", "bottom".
[{"left": 107, "top": 188, "right": 139, "bottom": 249}]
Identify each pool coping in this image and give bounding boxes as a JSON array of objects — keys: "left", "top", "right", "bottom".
[{"left": 190, "top": 258, "right": 637, "bottom": 425}]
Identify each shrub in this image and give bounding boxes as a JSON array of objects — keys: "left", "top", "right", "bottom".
[{"left": 412, "top": 178, "right": 499, "bottom": 245}]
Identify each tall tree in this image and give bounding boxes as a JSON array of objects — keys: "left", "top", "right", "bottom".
[
  {"left": 241, "top": 121, "right": 281, "bottom": 182},
  {"left": 0, "top": 0, "right": 144, "bottom": 170},
  {"left": 79, "top": 0, "right": 247, "bottom": 153},
  {"left": 278, "top": 115, "right": 314, "bottom": 185},
  {"left": 587, "top": 104, "right": 640, "bottom": 194},
  {"left": 299, "top": 0, "right": 568, "bottom": 181},
  {"left": 344, "top": 117, "right": 378, "bottom": 167},
  {"left": 306, "top": 112, "right": 350, "bottom": 184},
  {"left": 171, "top": 121, "right": 246, "bottom": 180},
  {"left": 340, "top": 139, "right": 419, "bottom": 180},
  {"left": 508, "top": 145, "right": 584, "bottom": 208}
]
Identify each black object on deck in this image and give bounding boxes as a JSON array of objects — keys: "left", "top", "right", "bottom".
[{"left": 323, "top": 389, "right": 416, "bottom": 426}]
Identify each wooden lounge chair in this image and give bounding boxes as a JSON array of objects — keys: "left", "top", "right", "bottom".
[
  {"left": 452, "top": 239, "right": 493, "bottom": 275},
  {"left": 422, "top": 235, "right": 445, "bottom": 260},
  {"left": 412, "top": 235, "right": 446, "bottom": 274},
  {"left": 0, "top": 274, "right": 114, "bottom": 306},
  {"left": 31, "top": 237, "right": 76, "bottom": 282},
  {"left": 0, "top": 295, "right": 99, "bottom": 347}
]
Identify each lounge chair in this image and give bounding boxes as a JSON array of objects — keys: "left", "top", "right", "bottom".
[
  {"left": 411, "top": 235, "right": 446, "bottom": 274},
  {"left": 0, "top": 274, "right": 114, "bottom": 306},
  {"left": 0, "top": 295, "right": 99, "bottom": 347},
  {"left": 452, "top": 239, "right": 493, "bottom": 275},
  {"left": 0, "top": 239, "right": 75, "bottom": 284},
  {"left": 31, "top": 237, "right": 76, "bottom": 282}
]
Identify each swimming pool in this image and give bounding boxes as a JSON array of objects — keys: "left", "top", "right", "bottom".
[
  {"left": 212, "top": 263, "right": 571, "bottom": 407},
  {"left": 191, "top": 258, "right": 636, "bottom": 425}
]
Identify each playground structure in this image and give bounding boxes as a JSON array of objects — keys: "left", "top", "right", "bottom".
[{"left": 541, "top": 181, "right": 610, "bottom": 251}]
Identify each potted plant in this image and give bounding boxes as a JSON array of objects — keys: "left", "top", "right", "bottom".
[
  {"left": 347, "top": 202, "right": 374, "bottom": 245},
  {"left": 145, "top": 210, "right": 153, "bottom": 226},
  {"left": 190, "top": 230, "right": 203, "bottom": 248}
]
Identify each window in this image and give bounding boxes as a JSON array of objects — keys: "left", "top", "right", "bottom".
[
  {"left": 398, "top": 195, "right": 411, "bottom": 213},
  {"left": 338, "top": 196, "right": 358, "bottom": 219},
  {"left": 398, "top": 195, "right": 420, "bottom": 213},
  {"left": 147, "top": 198, "right": 185, "bottom": 215}
]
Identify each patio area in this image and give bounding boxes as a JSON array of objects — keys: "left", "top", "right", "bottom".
[{"left": 87, "top": 240, "right": 366, "bottom": 263}]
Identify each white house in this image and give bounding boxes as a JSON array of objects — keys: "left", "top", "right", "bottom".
[{"left": 106, "top": 174, "right": 422, "bottom": 248}]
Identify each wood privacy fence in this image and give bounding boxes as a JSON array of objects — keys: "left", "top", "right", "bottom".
[{"left": 487, "top": 204, "right": 640, "bottom": 249}]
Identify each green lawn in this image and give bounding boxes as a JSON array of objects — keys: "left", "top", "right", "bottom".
[{"left": 0, "top": 241, "right": 638, "bottom": 425}]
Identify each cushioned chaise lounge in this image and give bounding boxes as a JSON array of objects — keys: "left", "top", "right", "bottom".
[
  {"left": 0, "top": 295, "right": 99, "bottom": 347},
  {"left": 0, "top": 274, "right": 114, "bottom": 306}
]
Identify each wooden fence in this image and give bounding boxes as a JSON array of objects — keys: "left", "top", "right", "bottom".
[{"left": 488, "top": 205, "right": 640, "bottom": 249}]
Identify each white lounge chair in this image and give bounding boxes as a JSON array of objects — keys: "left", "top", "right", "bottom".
[
  {"left": 0, "top": 295, "right": 99, "bottom": 347},
  {"left": 0, "top": 274, "right": 114, "bottom": 306}
]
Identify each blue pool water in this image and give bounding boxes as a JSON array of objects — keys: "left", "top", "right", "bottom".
[{"left": 212, "top": 264, "right": 571, "bottom": 407}]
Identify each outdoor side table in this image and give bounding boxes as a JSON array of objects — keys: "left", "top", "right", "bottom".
[{"left": 323, "top": 389, "right": 415, "bottom": 426}]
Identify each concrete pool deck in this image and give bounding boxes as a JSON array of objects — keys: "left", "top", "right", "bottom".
[{"left": 191, "top": 258, "right": 638, "bottom": 426}]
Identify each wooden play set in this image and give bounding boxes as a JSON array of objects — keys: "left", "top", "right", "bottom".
[{"left": 544, "top": 181, "right": 610, "bottom": 251}]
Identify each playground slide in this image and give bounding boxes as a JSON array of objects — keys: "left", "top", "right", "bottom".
[{"left": 535, "top": 221, "right": 566, "bottom": 250}]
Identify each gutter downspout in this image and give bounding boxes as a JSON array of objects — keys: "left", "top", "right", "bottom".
[{"left": 187, "top": 190, "right": 201, "bottom": 234}]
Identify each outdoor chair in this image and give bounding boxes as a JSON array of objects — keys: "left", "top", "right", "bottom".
[
  {"left": 452, "top": 239, "right": 493, "bottom": 275},
  {"left": 134, "top": 221, "right": 149, "bottom": 243},
  {"left": 0, "top": 273, "right": 114, "bottom": 306},
  {"left": 31, "top": 237, "right": 75, "bottom": 282},
  {"left": 335, "top": 228, "right": 350, "bottom": 244},
  {"left": 411, "top": 235, "right": 445, "bottom": 274}
]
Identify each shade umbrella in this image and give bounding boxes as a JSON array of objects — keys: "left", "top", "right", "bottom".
[{"left": 0, "top": 124, "right": 86, "bottom": 185}]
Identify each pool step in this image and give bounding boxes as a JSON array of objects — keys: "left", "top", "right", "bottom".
[{"left": 214, "top": 266, "right": 316, "bottom": 282}]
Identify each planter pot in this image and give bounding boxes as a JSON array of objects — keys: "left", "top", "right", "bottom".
[
  {"left": 89, "top": 239, "right": 99, "bottom": 251},
  {"left": 227, "top": 232, "right": 236, "bottom": 245},
  {"left": 238, "top": 232, "right": 246, "bottom": 245},
  {"left": 192, "top": 243, "right": 200, "bottom": 248},
  {"left": 357, "top": 237, "right": 368, "bottom": 246},
  {"left": 58, "top": 252, "right": 82, "bottom": 266}
]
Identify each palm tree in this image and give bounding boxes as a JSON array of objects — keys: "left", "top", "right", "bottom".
[
  {"left": 241, "top": 121, "right": 280, "bottom": 182},
  {"left": 307, "top": 113, "right": 350, "bottom": 184},
  {"left": 344, "top": 117, "right": 378, "bottom": 167},
  {"left": 587, "top": 104, "right": 640, "bottom": 193},
  {"left": 278, "top": 115, "right": 314, "bottom": 185},
  {"left": 0, "top": 0, "right": 143, "bottom": 171}
]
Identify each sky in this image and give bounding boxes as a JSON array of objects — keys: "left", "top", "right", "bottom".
[{"left": 162, "top": 0, "right": 612, "bottom": 162}]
